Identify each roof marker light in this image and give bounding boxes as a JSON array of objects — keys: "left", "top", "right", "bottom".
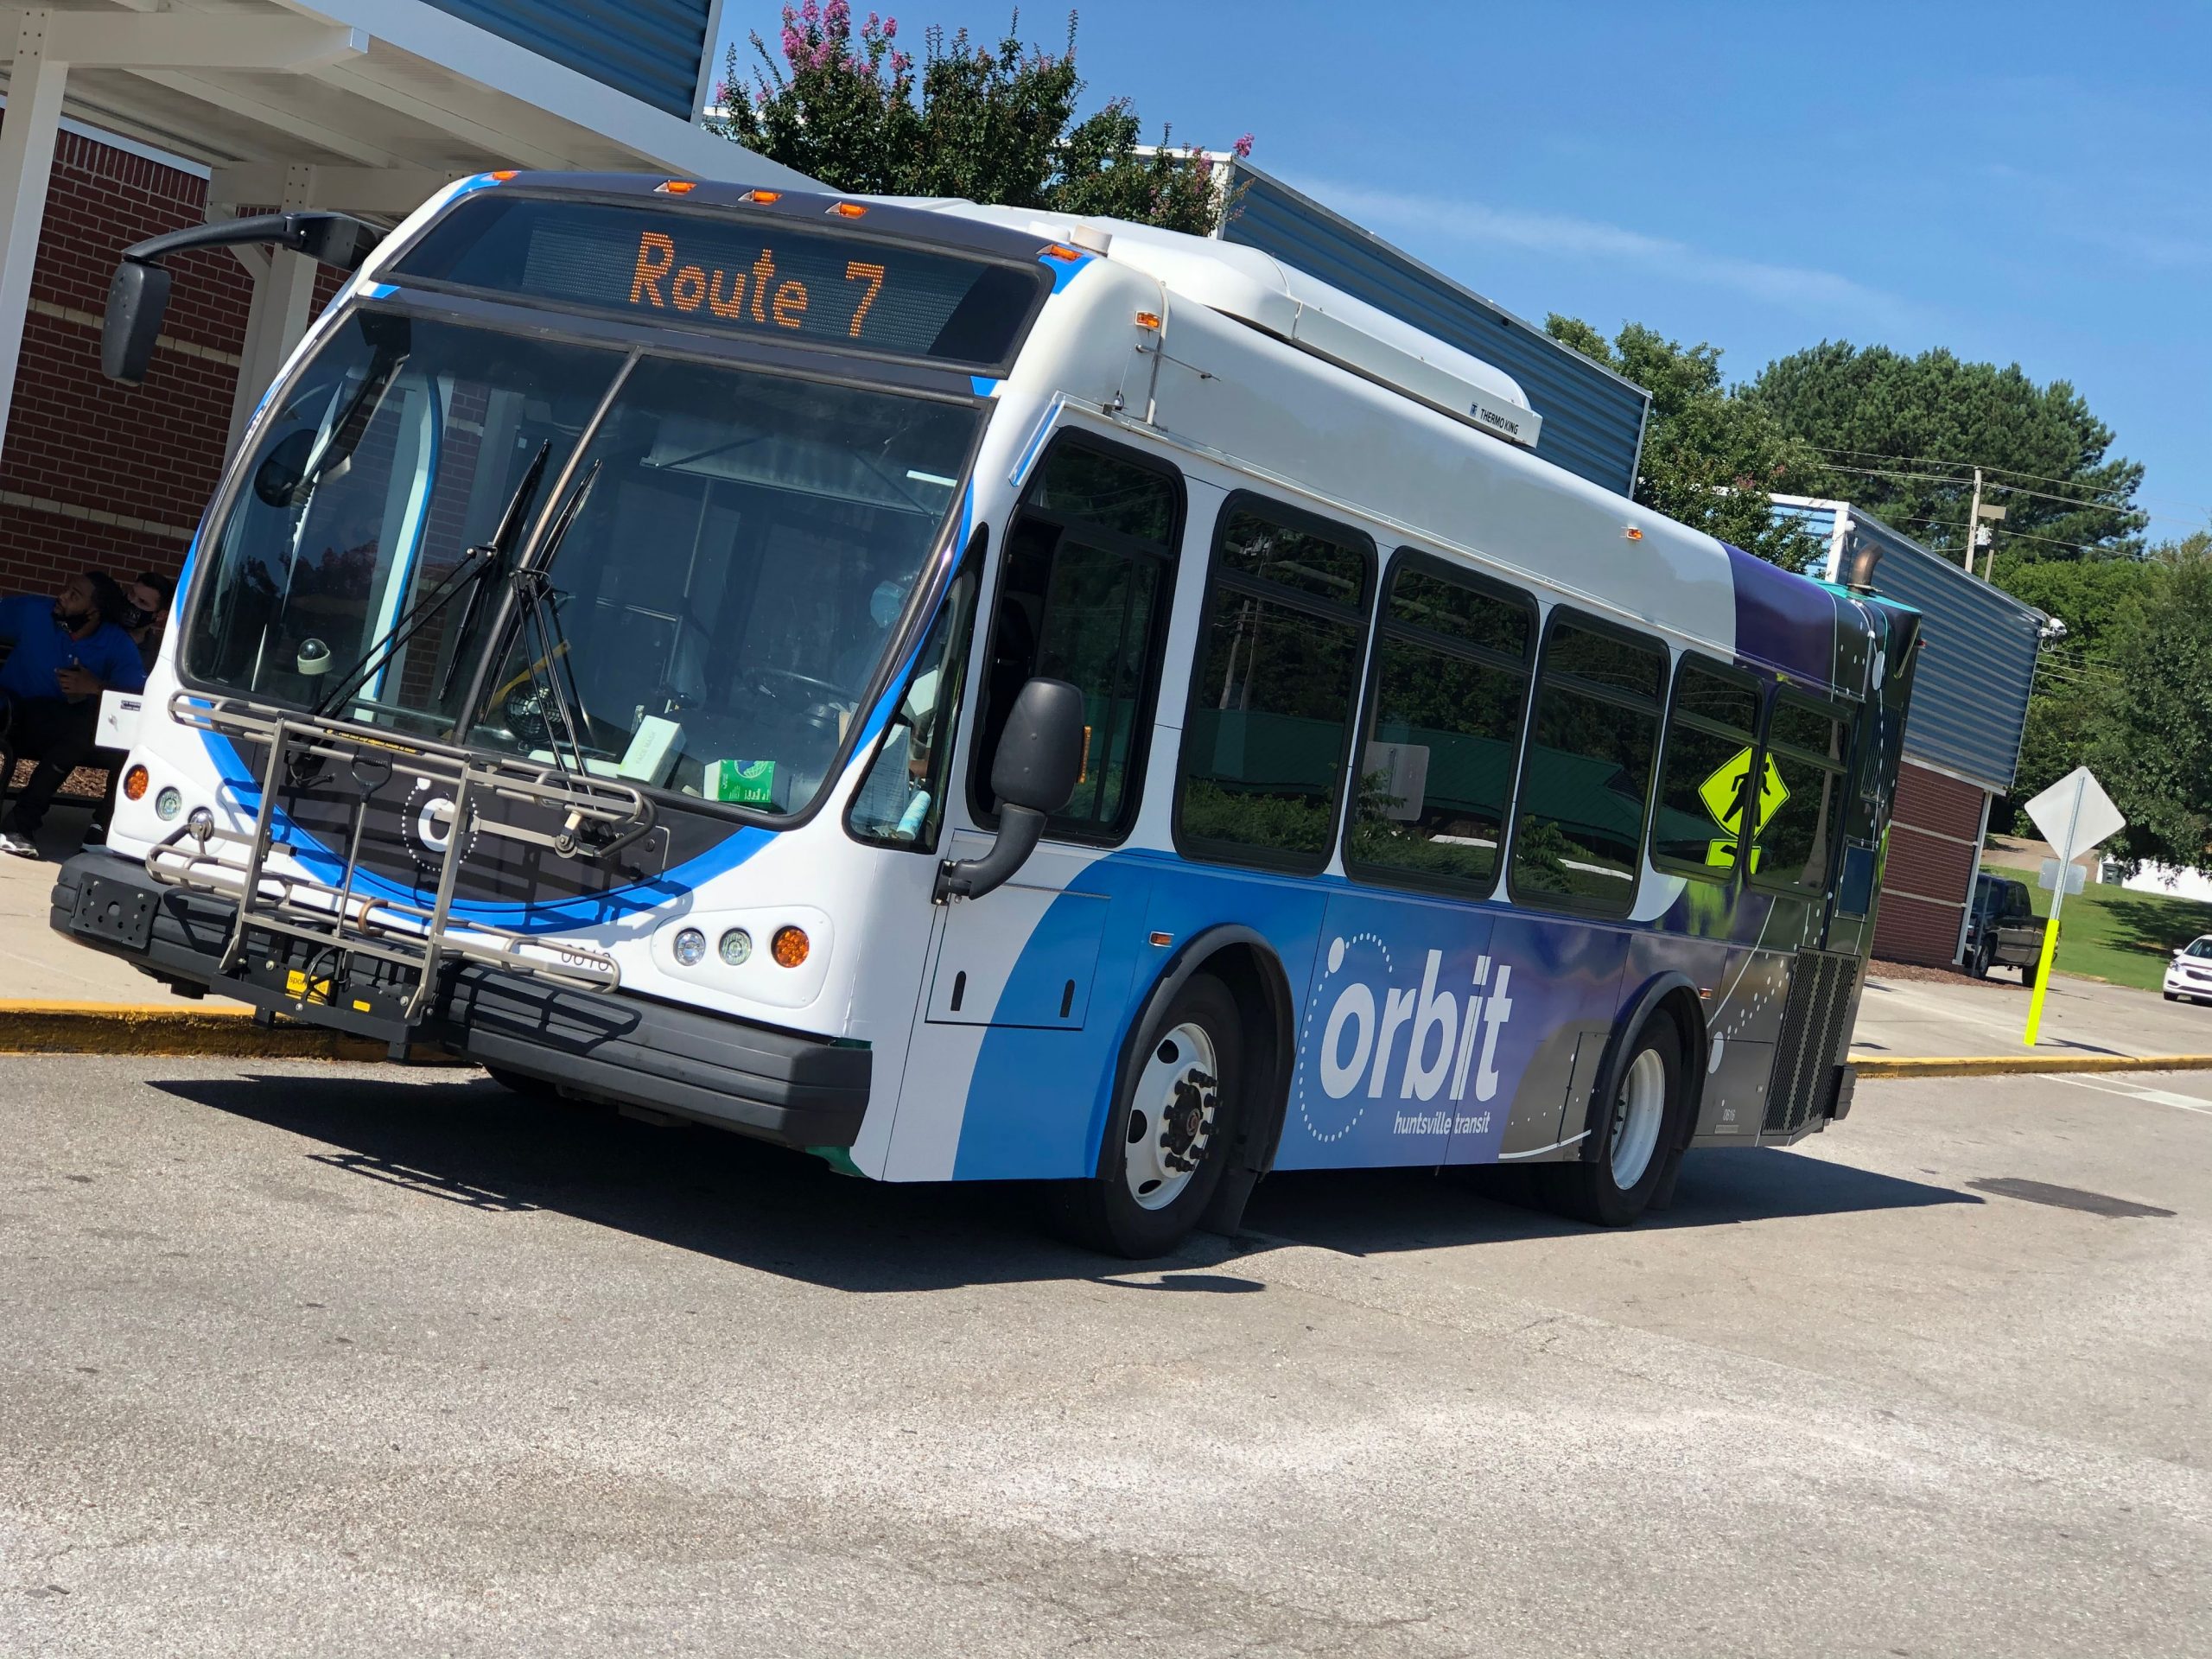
[
  {"left": 1624, "top": 526, "right": 1644, "bottom": 541},
  {"left": 746, "top": 188, "right": 783, "bottom": 204},
  {"left": 487, "top": 169, "right": 518, "bottom": 182},
  {"left": 1040, "top": 243, "right": 1084, "bottom": 262},
  {"left": 658, "top": 179, "right": 696, "bottom": 194},
  {"left": 1135, "top": 310, "right": 1161, "bottom": 330},
  {"left": 830, "top": 201, "right": 868, "bottom": 218}
]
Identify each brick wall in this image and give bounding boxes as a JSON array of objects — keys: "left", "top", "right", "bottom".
[
  {"left": 0, "top": 118, "right": 256, "bottom": 599},
  {"left": 1874, "top": 760, "right": 1989, "bottom": 967},
  {"left": 0, "top": 117, "right": 344, "bottom": 607}
]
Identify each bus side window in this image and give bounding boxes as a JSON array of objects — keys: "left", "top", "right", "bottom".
[
  {"left": 1174, "top": 496, "right": 1376, "bottom": 870},
  {"left": 1649, "top": 656, "right": 1763, "bottom": 878},
  {"left": 1344, "top": 551, "right": 1534, "bottom": 893},
  {"left": 1754, "top": 693, "right": 1853, "bottom": 893},
  {"left": 969, "top": 434, "right": 1182, "bottom": 841},
  {"left": 1508, "top": 611, "right": 1668, "bottom": 914}
]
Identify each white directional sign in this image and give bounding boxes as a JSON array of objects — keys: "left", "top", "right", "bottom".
[
  {"left": 2024, "top": 766, "right": 2125, "bottom": 866},
  {"left": 2018, "top": 766, "right": 2126, "bottom": 1050}
]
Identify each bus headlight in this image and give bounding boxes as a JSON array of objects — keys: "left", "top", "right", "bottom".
[
  {"left": 672, "top": 927, "right": 708, "bottom": 967},
  {"left": 719, "top": 928, "right": 752, "bottom": 967},
  {"left": 154, "top": 786, "right": 182, "bottom": 821}
]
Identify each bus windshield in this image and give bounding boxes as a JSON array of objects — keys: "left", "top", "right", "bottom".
[{"left": 183, "top": 308, "right": 980, "bottom": 817}]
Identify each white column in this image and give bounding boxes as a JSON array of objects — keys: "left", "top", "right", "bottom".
[
  {"left": 0, "top": 9, "right": 68, "bottom": 474},
  {"left": 226, "top": 162, "right": 319, "bottom": 455}
]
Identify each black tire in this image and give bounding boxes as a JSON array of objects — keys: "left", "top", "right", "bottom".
[
  {"left": 1539, "top": 1011, "right": 1687, "bottom": 1228},
  {"left": 2164, "top": 990, "right": 2179, "bottom": 1002},
  {"left": 1970, "top": 941, "right": 1994, "bottom": 980},
  {"left": 1053, "top": 974, "right": 1244, "bottom": 1260}
]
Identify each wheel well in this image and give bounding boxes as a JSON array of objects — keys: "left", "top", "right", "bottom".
[
  {"left": 1194, "top": 941, "right": 1294, "bottom": 1177},
  {"left": 1649, "top": 985, "right": 1708, "bottom": 1148}
]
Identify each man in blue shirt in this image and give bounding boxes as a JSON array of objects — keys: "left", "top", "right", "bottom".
[{"left": 0, "top": 569, "right": 147, "bottom": 857}]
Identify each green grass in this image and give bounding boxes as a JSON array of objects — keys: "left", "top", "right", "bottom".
[{"left": 2024, "top": 878, "right": 2212, "bottom": 992}]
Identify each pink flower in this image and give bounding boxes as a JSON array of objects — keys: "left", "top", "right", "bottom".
[
  {"left": 1233, "top": 131, "right": 1255, "bottom": 159},
  {"left": 883, "top": 14, "right": 897, "bottom": 36}
]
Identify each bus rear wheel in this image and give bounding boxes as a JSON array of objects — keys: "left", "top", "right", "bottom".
[
  {"left": 1540, "top": 1012, "right": 1685, "bottom": 1228},
  {"left": 1054, "top": 974, "right": 1243, "bottom": 1260}
]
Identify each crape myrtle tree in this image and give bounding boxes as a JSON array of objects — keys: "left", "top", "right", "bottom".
[
  {"left": 708, "top": 4, "right": 1252, "bottom": 234},
  {"left": 1543, "top": 316, "right": 1826, "bottom": 569}
]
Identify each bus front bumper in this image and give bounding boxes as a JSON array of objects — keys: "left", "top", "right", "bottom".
[{"left": 47, "top": 849, "right": 871, "bottom": 1152}]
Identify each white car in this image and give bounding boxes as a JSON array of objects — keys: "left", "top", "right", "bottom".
[{"left": 2163, "top": 936, "right": 2212, "bottom": 1002}]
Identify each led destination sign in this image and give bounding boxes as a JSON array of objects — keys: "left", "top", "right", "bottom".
[{"left": 395, "top": 195, "right": 1047, "bottom": 369}]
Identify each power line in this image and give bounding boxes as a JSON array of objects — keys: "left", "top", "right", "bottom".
[
  {"left": 1887, "top": 513, "right": 2145, "bottom": 556},
  {"left": 1805, "top": 445, "right": 2212, "bottom": 525},
  {"left": 1814, "top": 462, "right": 2194, "bottom": 531},
  {"left": 1802, "top": 443, "right": 2142, "bottom": 502}
]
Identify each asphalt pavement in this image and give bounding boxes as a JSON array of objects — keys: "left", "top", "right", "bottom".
[{"left": 2, "top": 1056, "right": 2205, "bottom": 1656}]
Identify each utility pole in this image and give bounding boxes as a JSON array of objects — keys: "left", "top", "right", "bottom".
[{"left": 1961, "top": 467, "right": 1982, "bottom": 570}]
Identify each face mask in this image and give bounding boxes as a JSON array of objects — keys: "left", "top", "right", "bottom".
[{"left": 869, "top": 581, "right": 907, "bottom": 629}]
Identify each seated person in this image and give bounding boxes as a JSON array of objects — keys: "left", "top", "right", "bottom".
[{"left": 0, "top": 570, "right": 148, "bottom": 858}]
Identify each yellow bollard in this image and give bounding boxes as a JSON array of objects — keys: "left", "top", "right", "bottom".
[{"left": 2022, "top": 915, "right": 2063, "bottom": 1046}]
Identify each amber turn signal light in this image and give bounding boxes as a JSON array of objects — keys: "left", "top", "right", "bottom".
[
  {"left": 771, "top": 925, "right": 810, "bottom": 969},
  {"left": 123, "top": 765, "right": 149, "bottom": 802}
]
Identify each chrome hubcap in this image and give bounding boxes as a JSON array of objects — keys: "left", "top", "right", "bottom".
[
  {"left": 1123, "top": 1021, "right": 1220, "bottom": 1211},
  {"left": 1610, "top": 1048, "right": 1667, "bottom": 1189}
]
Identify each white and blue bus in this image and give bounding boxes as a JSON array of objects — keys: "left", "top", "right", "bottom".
[{"left": 55, "top": 172, "right": 1918, "bottom": 1255}]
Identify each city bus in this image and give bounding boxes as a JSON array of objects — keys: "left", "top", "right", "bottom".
[{"left": 53, "top": 172, "right": 1919, "bottom": 1256}]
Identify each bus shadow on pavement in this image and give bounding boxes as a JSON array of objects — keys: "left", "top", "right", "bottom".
[
  {"left": 151, "top": 1071, "right": 1979, "bottom": 1288},
  {"left": 1243, "top": 1150, "right": 1980, "bottom": 1258}
]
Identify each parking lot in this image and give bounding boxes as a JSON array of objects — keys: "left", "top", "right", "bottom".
[{"left": 3, "top": 1055, "right": 2207, "bottom": 1656}]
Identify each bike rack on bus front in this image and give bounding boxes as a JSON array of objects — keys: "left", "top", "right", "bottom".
[{"left": 146, "top": 692, "right": 656, "bottom": 1027}]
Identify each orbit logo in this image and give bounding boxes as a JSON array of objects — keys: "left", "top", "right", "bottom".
[{"left": 1295, "top": 932, "right": 1516, "bottom": 1144}]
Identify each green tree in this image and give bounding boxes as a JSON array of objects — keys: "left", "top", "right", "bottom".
[
  {"left": 708, "top": 5, "right": 1245, "bottom": 234},
  {"left": 1544, "top": 317, "right": 1826, "bottom": 567},
  {"left": 1745, "top": 343, "right": 2145, "bottom": 560},
  {"left": 2090, "top": 539, "right": 2212, "bottom": 874},
  {"left": 1988, "top": 550, "right": 2153, "bottom": 829}
]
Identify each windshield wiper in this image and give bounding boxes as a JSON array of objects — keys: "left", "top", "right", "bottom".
[
  {"left": 309, "top": 441, "right": 552, "bottom": 721},
  {"left": 504, "top": 461, "right": 601, "bottom": 779}
]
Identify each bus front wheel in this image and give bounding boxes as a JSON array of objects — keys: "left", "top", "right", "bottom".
[
  {"left": 1055, "top": 974, "right": 1244, "bottom": 1260},
  {"left": 1540, "top": 1011, "right": 1686, "bottom": 1228}
]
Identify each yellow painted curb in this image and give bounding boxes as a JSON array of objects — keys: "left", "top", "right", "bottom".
[
  {"left": 1852, "top": 1052, "right": 2212, "bottom": 1080},
  {"left": 0, "top": 1000, "right": 448, "bottom": 1063}
]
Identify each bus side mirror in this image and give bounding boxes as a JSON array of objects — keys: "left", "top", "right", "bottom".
[
  {"left": 103, "top": 260, "right": 173, "bottom": 385},
  {"left": 935, "top": 677, "right": 1084, "bottom": 903}
]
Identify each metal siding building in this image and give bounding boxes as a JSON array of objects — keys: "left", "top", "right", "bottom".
[
  {"left": 422, "top": 0, "right": 721, "bottom": 118},
  {"left": 1770, "top": 498, "right": 2047, "bottom": 966},
  {"left": 1218, "top": 162, "right": 1650, "bottom": 498},
  {"left": 1843, "top": 514, "right": 2042, "bottom": 793}
]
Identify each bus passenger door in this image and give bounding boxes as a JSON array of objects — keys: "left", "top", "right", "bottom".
[{"left": 889, "top": 429, "right": 1185, "bottom": 1181}]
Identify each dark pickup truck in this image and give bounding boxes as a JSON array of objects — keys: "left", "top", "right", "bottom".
[{"left": 1963, "top": 872, "right": 2046, "bottom": 982}]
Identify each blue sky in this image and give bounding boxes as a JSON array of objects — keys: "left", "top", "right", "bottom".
[{"left": 718, "top": 2, "right": 2211, "bottom": 537}]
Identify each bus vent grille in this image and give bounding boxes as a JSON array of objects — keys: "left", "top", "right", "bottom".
[{"left": 1763, "top": 951, "right": 1859, "bottom": 1137}]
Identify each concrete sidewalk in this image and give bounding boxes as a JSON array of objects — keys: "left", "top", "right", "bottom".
[
  {"left": 0, "top": 802, "right": 205, "bottom": 1008},
  {"left": 5, "top": 796, "right": 2210, "bottom": 1066},
  {"left": 1852, "top": 963, "right": 2212, "bottom": 1063}
]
